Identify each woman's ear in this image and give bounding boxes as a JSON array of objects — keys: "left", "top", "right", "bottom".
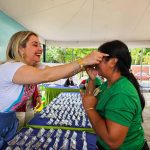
[
  {"left": 19, "top": 47, "right": 25, "bottom": 56},
  {"left": 114, "top": 58, "right": 118, "bottom": 64},
  {"left": 109, "top": 58, "right": 118, "bottom": 67}
]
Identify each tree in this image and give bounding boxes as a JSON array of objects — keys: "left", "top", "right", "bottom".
[
  {"left": 130, "top": 48, "right": 150, "bottom": 65},
  {"left": 45, "top": 46, "right": 149, "bottom": 65},
  {"left": 45, "top": 46, "right": 95, "bottom": 63}
]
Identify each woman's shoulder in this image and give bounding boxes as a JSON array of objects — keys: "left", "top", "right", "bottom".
[
  {"left": 112, "top": 76, "right": 139, "bottom": 98},
  {"left": 117, "top": 76, "right": 135, "bottom": 90},
  {"left": 1, "top": 61, "right": 25, "bottom": 66},
  {"left": 0, "top": 61, "right": 25, "bottom": 74}
]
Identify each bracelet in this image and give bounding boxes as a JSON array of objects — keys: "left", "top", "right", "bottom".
[
  {"left": 77, "top": 59, "right": 85, "bottom": 70},
  {"left": 72, "top": 59, "right": 85, "bottom": 75},
  {"left": 85, "top": 107, "right": 95, "bottom": 112}
]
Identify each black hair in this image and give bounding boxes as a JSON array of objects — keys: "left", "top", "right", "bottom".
[{"left": 98, "top": 40, "right": 145, "bottom": 111}]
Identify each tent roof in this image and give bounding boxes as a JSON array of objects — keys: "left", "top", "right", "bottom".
[{"left": 0, "top": 0, "right": 150, "bottom": 48}]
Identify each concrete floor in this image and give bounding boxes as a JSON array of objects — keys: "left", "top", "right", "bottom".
[{"left": 142, "top": 92, "right": 150, "bottom": 147}]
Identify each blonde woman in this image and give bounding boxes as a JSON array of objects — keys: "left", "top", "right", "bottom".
[{"left": 0, "top": 31, "right": 107, "bottom": 149}]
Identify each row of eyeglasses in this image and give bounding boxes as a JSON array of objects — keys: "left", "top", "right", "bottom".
[
  {"left": 6, "top": 128, "right": 89, "bottom": 150},
  {"left": 40, "top": 92, "right": 92, "bottom": 128}
]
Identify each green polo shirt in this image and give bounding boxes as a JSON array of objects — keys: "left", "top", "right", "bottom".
[{"left": 96, "top": 76, "right": 144, "bottom": 150}]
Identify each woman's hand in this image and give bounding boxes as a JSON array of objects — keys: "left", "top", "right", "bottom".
[
  {"left": 84, "top": 66, "right": 98, "bottom": 94},
  {"left": 35, "top": 96, "right": 42, "bottom": 109},
  {"left": 80, "top": 90, "right": 98, "bottom": 110},
  {"left": 82, "top": 51, "right": 109, "bottom": 66},
  {"left": 86, "top": 66, "right": 98, "bottom": 80}
]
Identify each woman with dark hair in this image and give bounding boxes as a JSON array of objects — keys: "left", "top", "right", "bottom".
[
  {"left": 64, "top": 77, "right": 75, "bottom": 87},
  {"left": 81, "top": 40, "right": 149, "bottom": 150}
]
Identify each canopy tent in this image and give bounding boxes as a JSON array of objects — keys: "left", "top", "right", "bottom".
[{"left": 0, "top": 0, "right": 150, "bottom": 48}]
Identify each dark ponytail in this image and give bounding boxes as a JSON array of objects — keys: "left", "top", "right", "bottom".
[
  {"left": 118, "top": 61, "right": 145, "bottom": 110},
  {"left": 98, "top": 40, "right": 145, "bottom": 111}
]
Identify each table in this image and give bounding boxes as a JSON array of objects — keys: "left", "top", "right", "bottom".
[
  {"left": 40, "top": 84, "right": 80, "bottom": 105},
  {"left": 28, "top": 92, "right": 93, "bottom": 132},
  {"left": 7, "top": 128, "right": 97, "bottom": 149},
  {"left": 7, "top": 92, "right": 97, "bottom": 149}
]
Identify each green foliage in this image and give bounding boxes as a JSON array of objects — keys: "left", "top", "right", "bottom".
[
  {"left": 44, "top": 46, "right": 149, "bottom": 65},
  {"left": 130, "top": 48, "right": 150, "bottom": 65},
  {"left": 45, "top": 46, "right": 95, "bottom": 63},
  {"left": 143, "top": 49, "right": 150, "bottom": 64}
]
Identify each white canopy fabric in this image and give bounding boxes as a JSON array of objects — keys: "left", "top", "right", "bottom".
[{"left": 0, "top": 0, "right": 150, "bottom": 48}]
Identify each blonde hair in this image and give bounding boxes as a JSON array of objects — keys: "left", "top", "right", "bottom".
[{"left": 6, "top": 31, "right": 38, "bottom": 62}]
